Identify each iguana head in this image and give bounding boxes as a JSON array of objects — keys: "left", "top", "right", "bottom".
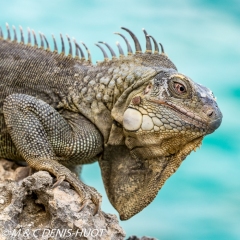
[{"left": 99, "top": 28, "right": 222, "bottom": 220}]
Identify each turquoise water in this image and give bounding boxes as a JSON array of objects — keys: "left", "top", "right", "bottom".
[{"left": 0, "top": 0, "right": 239, "bottom": 239}]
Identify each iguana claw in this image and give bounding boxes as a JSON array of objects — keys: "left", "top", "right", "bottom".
[{"left": 52, "top": 175, "right": 66, "bottom": 188}]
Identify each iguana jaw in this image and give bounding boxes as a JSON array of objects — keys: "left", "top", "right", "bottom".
[{"left": 148, "top": 98, "right": 208, "bottom": 126}]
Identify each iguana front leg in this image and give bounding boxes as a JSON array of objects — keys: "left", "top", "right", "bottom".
[{"left": 3, "top": 94, "right": 103, "bottom": 213}]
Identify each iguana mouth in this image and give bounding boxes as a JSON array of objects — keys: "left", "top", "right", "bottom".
[{"left": 148, "top": 98, "right": 208, "bottom": 128}]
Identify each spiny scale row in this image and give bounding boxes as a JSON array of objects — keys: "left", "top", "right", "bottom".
[
  {"left": 0, "top": 23, "right": 92, "bottom": 61},
  {"left": 96, "top": 27, "right": 165, "bottom": 60},
  {"left": 0, "top": 23, "right": 165, "bottom": 62}
]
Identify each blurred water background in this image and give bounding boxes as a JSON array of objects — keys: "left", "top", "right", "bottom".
[{"left": 0, "top": 0, "right": 239, "bottom": 239}]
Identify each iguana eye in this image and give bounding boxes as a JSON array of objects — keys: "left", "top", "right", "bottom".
[
  {"left": 169, "top": 77, "right": 191, "bottom": 98},
  {"left": 174, "top": 82, "right": 186, "bottom": 94}
]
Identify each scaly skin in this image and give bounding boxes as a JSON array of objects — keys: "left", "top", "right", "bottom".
[{"left": 0, "top": 25, "right": 222, "bottom": 220}]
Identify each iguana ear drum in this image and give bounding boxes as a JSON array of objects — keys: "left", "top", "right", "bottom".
[{"left": 123, "top": 108, "right": 142, "bottom": 131}]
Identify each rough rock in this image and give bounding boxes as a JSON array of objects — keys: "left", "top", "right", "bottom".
[
  {"left": 0, "top": 159, "right": 125, "bottom": 240},
  {"left": 127, "top": 236, "right": 158, "bottom": 240}
]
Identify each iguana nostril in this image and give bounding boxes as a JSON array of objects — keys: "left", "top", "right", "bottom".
[
  {"left": 207, "top": 108, "right": 222, "bottom": 134},
  {"left": 207, "top": 110, "right": 213, "bottom": 117}
]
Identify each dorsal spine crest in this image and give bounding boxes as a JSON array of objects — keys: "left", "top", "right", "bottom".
[{"left": 0, "top": 24, "right": 171, "bottom": 67}]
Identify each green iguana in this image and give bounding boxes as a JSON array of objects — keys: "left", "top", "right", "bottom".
[{"left": 0, "top": 24, "right": 222, "bottom": 220}]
